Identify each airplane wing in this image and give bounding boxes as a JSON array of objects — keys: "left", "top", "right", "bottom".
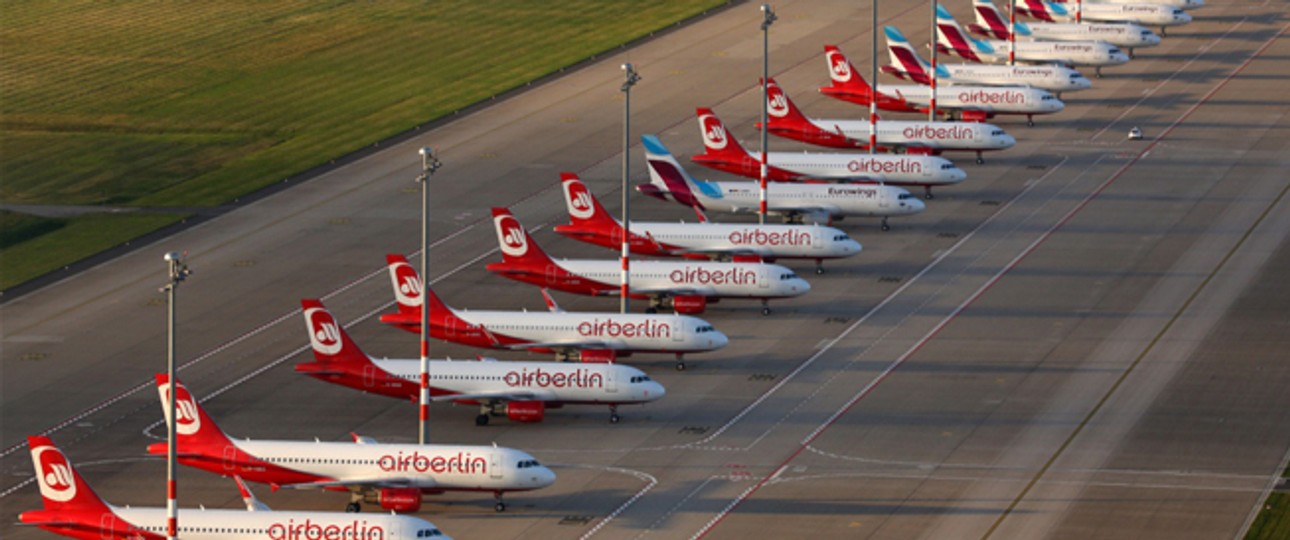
[
  {"left": 430, "top": 388, "right": 558, "bottom": 402},
  {"left": 502, "top": 338, "right": 624, "bottom": 351},
  {"left": 283, "top": 477, "right": 437, "bottom": 490},
  {"left": 671, "top": 245, "right": 773, "bottom": 258},
  {"left": 628, "top": 285, "right": 716, "bottom": 297}
]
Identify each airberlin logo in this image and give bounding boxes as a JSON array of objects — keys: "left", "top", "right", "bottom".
[
  {"left": 728, "top": 228, "right": 812, "bottom": 246},
  {"left": 828, "top": 51, "right": 852, "bottom": 82},
  {"left": 700, "top": 115, "right": 727, "bottom": 150},
  {"left": 577, "top": 318, "right": 671, "bottom": 338},
  {"left": 390, "top": 262, "right": 422, "bottom": 307},
  {"left": 495, "top": 215, "right": 528, "bottom": 257},
  {"left": 767, "top": 87, "right": 789, "bottom": 118},
  {"left": 160, "top": 383, "right": 202, "bottom": 435},
  {"left": 268, "top": 519, "right": 384, "bottom": 540},
  {"left": 305, "top": 308, "right": 342, "bottom": 356},
  {"left": 669, "top": 266, "right": 755, "bottom": 285},
  {"left": 847, "top": 157, "right": 925, "bottom": 174},
  {"left": 564, "top": 183, "right": 595, "bottom": 220},
  {"left": 377, "top": 450, "right": 486, "bottom": 474},
  {"left": 505, "top": 367, "right": 604, "bottom": 388},
  {"left": 902, "top": 124, "right": 977, "bottom": 140},
  {"left": 34, "top": 446, "right": 76, "bottom": 502},
  {"left": 957, "top": 89, "right": 1026, "bottom": 104}
]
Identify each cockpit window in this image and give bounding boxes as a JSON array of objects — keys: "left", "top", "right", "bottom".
[
  {"left": 991, "top": 130, "right": 1005, "bottom": 136},
  {"left": 898, "top": 193, "right": 913, "bottom": 200}
]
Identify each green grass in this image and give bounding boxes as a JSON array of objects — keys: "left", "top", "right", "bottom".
[
  {"left": 1243, "top": 464, "right": 1290, "bottom": 540},
  {"left": 0, "top": 212, "right": 188, "bottom": 290},
  {"left": 1, "top": 211, "right": 67, "bottom": 249},
  {"left": 0, "top": 0, "right": 726, "bottom": 290}
]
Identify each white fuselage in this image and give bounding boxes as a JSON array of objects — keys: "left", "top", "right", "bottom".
[
  {"left": 764, "top": 151, "right": 967, "bottom": 185},
  {"left": 1022, "top": 22, "right": 1161, "bottom": 48},
  {"left": 808, "top": 119, "right": 1016, "bottom": 151},
  {"left": 939, "top": 63, "right": 1093, "bottom": 92},
  {"left": 550, "top": 259, "right": 811, "bottom": 299},
  {"left": 230, "top": 440, "right": 554, "bottom": 493},
  {"left": 110, "top": 507, "right": 448, "bottom": 540},
  {"left": 1081, "top": 0, "right": 1203, "bottom": 10},
  {"left": 627, "top": 221, "right": 862, "bottom": 260},
  {"left": 688, "top": 181, "right": 926, "bottom": 221},
  {"left": 377, "top": 358, "right": 665, "bottom": 405},
  {"left": 880, "top": 84, "right": 1064, "bottom": 114},
  {"left": 451, "top": 309, "right": 728, "bottom": 353},
  {"left": 1044, "top": 3, "right": 1193, "bottom": 25},
  {"left": 965, "top": 39, "right": 1130, "bottom": 66}
]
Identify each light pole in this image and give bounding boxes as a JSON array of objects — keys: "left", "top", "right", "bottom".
[
  {"left": 929, "top": 0, "right": 938, "bottom": 122},
  {"left": 1010, "top": 0, "right": 1017, "bottom": 65},
  {"left": 870, "top": 0, "right": 878, "bottom": 154},
  {"left": 416, "top": 146, "right": 441, "bottom": 445},
  {"left": 620, "top": 63, "right": 640, "bottom": 314},
  {"left": 161, "top": 251, "right": 190, "bottom": 540},
  {"left": 759, "top": 4, "right": 776, "bottom": 225}
]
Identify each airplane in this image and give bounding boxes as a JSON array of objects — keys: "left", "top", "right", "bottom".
[
  {"left": 20, "top": 436, "right": 452, "bottom": 540},
  {"left": 688, "top": 105, "right": 967, "bottom": 197},
  {"left": 819, "top": 44, "right": 1064, "bottom": 126},
  {"left": 935, "top": 5, "right": 1130, "bottom": 77},
  {"left": 638, "top": 134, "right": 926, "bottom": 231},
  {"left": 147, "top": 374, "right": 554, "bottom": 513},
  {"left": 379, "top": 254, "right": 727, "bottom": 370},
  {"left": 967, "top": 0, "right": 1161, "bottom": 57},
  {"left": 553, "top": 172, "right": 862, "bottom": 273},
  {"left": 1052, "top": 0, "right": 1204, "bottom": 10},
  {"left": 752, "top": 81, "right": 1016, "bottom": 164},
  {"left": 1016, "top": 0, "right": 1193, "bottom": 35},
  {"left": 296, "top": 299, "right": 665, "bottom": 425},
  {"left": 487, "top": 207, "right": 810, "bottom": 315},
  {"left": 882, "top": 26, "right": 1094, "bottom": 94}
]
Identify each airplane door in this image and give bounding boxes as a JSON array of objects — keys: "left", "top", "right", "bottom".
[
  {"left": 545, "top": 264, "right": 560, "bottom": 286},
  {"left": 606, "top": 369, "right": 618, "bottom": 393},
  {"left": 363, "top": 364, "right": 377, "bottom": 388},
  {"left": 223, "top": 445, "right": 237, "bottom": 471},
  {"left": 759, "top": 268, "right": 770, "bottom": 289},
  {"left": 671, "top": 320, "right": 684, "bottom": 342},
  {"left": 490, "top": 453, "right": 503, "bottom": 480},
  {"left": 879, "top": 190, "right": 891, "bottom": 209},
  {"left": 812, "top": 228, "right": 823, "bottom": 250},
  {"left": 100, "top": 514, "right": 117, "bottom": 540}
]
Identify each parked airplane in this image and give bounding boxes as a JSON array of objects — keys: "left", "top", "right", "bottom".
[
  {"left": 690, "top": 106, "right": 966, "bottom": 196},
  {"left": 883, "top": 26, "right": 1093, "bottom": 94},
  {"left": 553, "top": 173, "right": 861, "bottom": 273},
  {"left": 148, "top": 374, "right": 553, "bottom": 512},
  {"left": 819, "top": 44, "right": 1064, "bottom": 126},
  {"left": 968, "top": 0, "right": 1160, "bottom": 56},
  {"left": 935, "top": 5, "right": 1130, "bottom": 76},
  {"left": 638, "top": 134, "right": 925, "bottom": 231},
  {"left": 297, "top": 299, "right": 664, "bottom": 424},
  {"left": 1017, "top": 0, "right": 1193, "bottom": 35},
  {"left": 379, "top": 254, "right": 727, "bottom": 369},
  {"left": 20, "top": 436, "right": 451, "bottom": 540},
  {"left": 487, "top": 208, "right": 809, "bottom": 315},
  {"left": 1053, "top": 0, "right": 1203, "bottom": 10},
  {"left": 753, "top": 81, "right": 1016, "bottom": 164}
]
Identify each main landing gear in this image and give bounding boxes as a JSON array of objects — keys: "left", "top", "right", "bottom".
[
  {"left": 475, "top": 413, "right": 490, "bottom": 426},
  {"left": 345, "top": 502, "right": 361, "bottom": 513}
]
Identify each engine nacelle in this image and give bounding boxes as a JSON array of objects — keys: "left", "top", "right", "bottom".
[
  {"left": 731, "top": 255, "right": 763, "bottom": 263},
  {"left": 672, "top": 294, "right": 708, "bottom": 315},
  {"left": 905, "top": 146, "right": 936, "bottom": 155},
  {"left": 960, "top": 109, "right": 990, "bottom": 123},
  {"left": 373, "top": 487, "right": 421, "bottom": 513},
  {"left": 578, "top": 349, "right": 617, "bottom": 364},
  {"left": 506, "top": 400, "right": 546, "bottom": 422}
]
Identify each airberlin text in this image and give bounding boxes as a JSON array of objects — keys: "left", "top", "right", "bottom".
[
  {"left": 268, "top": 519, "right": 383, "bottom": 540},
  {"left": 505, "top": 367, "right": 604, "bottom": 388},
  {"left": 847, "top": 157, "right": 925, "bottom": 174},
  {"left": 378, "top": 451, "right": 487, "bottom": 474},
  {"left": 728, "top": 228, "right": 812, "bottom": 246},
  {"left": 669, "top": 266, "right": 755, "bottom": 285},
  {"left": 578, "top": 319, "right": 670, "bottom": 338}
]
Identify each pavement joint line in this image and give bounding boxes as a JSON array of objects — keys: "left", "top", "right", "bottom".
[
  {"left": 571, "top": 464, "right": 658, "bottom": 540},
  {"left": 981, "top": 22, "right": 1290, "bottom": 540},
  {"left": 763, "top": 470, "right": 1272, "bottom": 494},
  {"left": 636, "top": 476, "right": 720, "bottom": 538}
]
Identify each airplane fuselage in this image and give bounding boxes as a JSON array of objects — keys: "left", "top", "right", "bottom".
[
  {"left": 770, "top": 118, "right": 1016, "bottom": 152},
  {"left": 489, "top": 258, "right": 810, "bottom": 301},
  {"left": 101, "top": 507, "right": 446, "bottom": 540},
  {"left": 692, "top": 150, "right": 967, "bottom": 186},
  {"left": 556, "top": 220, "right": 861, "bottom": 261}
]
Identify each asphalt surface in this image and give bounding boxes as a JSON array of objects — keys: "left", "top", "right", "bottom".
[{"left": 3, "top": 1, "right": 1289, "bottom": 539}]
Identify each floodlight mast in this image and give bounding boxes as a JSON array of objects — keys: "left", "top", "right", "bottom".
[
  {"left": 759, "top": 4, "right": 777, "bottom": 224},
  {"left": 161, "top": 251, "right": 190, "bottom": 540},
  {"left": 620, "top": 63, "right": 640, "bottom": 313},
  {"left": 416, "top": 146, "right": 441, "bottom": 445}
]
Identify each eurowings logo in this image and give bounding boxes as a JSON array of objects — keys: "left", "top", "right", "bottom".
[
  {"left": 34, "top": 446, "right": 76, "bottom": 502},
  {"left": 495, "top": 215, "right": 528, "bottom": 257},
  {"left": 766, "top": 86, "right": 789, "bottom": 118},
  {"left": 159, "top": 383, "right": 202, "bottom": 435},
  {"left": 305, "top": 307, "right": 343, "bottom": 356},
  {"left": 828, "top": 51, "right": 852, "bottom": 82},
  {"left": 699, "top": 114, "right": 727, "bottom": 150},
  {"left": 390, "top": 262, "right": 423, "bottom": 307},
  {"left": 564, "top": 182, "right": 595, "bottom": 220}
]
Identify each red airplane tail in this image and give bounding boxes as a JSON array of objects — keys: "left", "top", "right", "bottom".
[
  {"left": 972, "top": 0, "right": 1013, "bottom": 39},
  {"left": 150, "top": 374, "right": 236, "bottom": 457},
  {"left": 295, "top": 299, "right": 415, "bottom": 397},
  {"left": 694, "top": 106, "right": 754, "bottom": 162},
  {"left": 20, "top": 436, "right": 159, "bottom": 539},
  {"left": 819, "top": 45, "right": 875, "bottom": 104},
  {"left": 384, "top": 253, "right": 449, "bottom": 317},
  {"left": 559, "top": 172, "right": 619, "bottom": 230},
  {"left": 763, "top": 78, "right": 861, "bottom": 149},
  {"left": 489, "top": 207, "right": 556, "bottom": 269}
]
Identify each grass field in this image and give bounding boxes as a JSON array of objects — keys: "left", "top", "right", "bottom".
[
  {"left": 0, "top": 0, "right": 726, "bottom": 291},
  {"left": 1243, "top": 465, "right": 1290, "bottom": 540}
]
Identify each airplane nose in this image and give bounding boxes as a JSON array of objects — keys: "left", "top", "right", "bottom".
[
  {"left": 795, "top": 278, "right": 811, "bottom": 295},
  {"left": 1000, "top": 134, "right": 1017, "bottom": 148},
  {"left": 952, "top": 167, "right": 968, "bottom": 182},
  {"left": 647, "top": 381, "right": 667, "bottom": 400},
  {"left": 711, "top": 329, "right": 730, "bottom": 349},
  {"left": 534, "top": 467, "right": 557, "bottom": 488},
  {"left": 848, "top": 239, "right": 863, "bottom": 253},
  {"left": 908, "top": 197, "right": 927, "bottom": 213},
  {"left": 1179, "top": 13, "right": 1193, "bottom": 23}
]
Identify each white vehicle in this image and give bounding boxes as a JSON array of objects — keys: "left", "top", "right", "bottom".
[
  {"left": 751, "top": 81, "right": 1016, "bottom": 164},
  {"left": 1017, "top": 0, "right": 1193, "bottom": 35},
  {"left": 487, "top": 208, "right": 809, "bottom": 315},
  {"left": 297, "top": 299, "right": 664, "bottom": 424},
  {"left": 639, "top": 134, "right": 925, "bottom": 231},
  {"left": 688, "top": 104, "right": 966, "bottom": 197},
  {"left": 150, "top": 374, "right": 553, "bottom": 512},
  {"left": 553, "top": 173, "right": 862, "bottom": 273},
  {"left": 936, "top": 5, "right": 1130, "bottom": 76},
  {"left": 379, "top": 254, "right": 727, "bottom": 370},
  {"left": 820, "top": 44, "right": 1064, "bottom": 126},
  {"left": 21, "top": 436, "right": 451, "bottom": 540},
  {"left": 968, "top": 0, "right": 1160, "bottom": 56},
  {"left": 883, "top": 26, "right": 1093, "bottom": 95}
]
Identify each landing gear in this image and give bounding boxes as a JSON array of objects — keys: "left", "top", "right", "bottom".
[
  {"left": 1128, "top": 48, "right": 1136, "bottom": 59},
  {"left": 924, "top": 185, "right": 934, "bottom": 200},
  {"left": 1027, "top": 114, "right": 1035, "bottom": 128},
  {"left": 1095, "top": 66, "right": 1103, "bottom": 78},
  {"left": 475, "top": 413, "right": 490, "bottom": 426},
  {"left": 814, "top": 259, "right": 824, "bottom": 275},
  {"left": 1161, "top": 26, "right": 1167, "bottom": 37},
  {"left": 675, "top": 354, "right": 687, "bottom": 371},
  {"left": 761, "top": 300, "right": 771, "bottom": 316},
  {"left": 881, "top": 217, "right": 891, "bottom": 232},
  {"left": 494, "top": 492, "right": 507, "bottom": 512},
  {"left": 645, "top": 307, "right": 657, "bottom": 314},
  {"left": 346, "top": 502, "right": 361, "bottom": 513},
  {"left": 975, "top": 151, "right": 985, "bottom": 165},
  {"left": 609, "top": 405, "right": 621, "bottom": 424}
]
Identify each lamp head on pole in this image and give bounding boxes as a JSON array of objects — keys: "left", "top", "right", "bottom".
[
  {"left": 161, "top": 251, "right": 191, "bottom": 291},
  {"left": 761, "top": 4, "right": 777, "bottom": 30},
  {"left": 417, "top": 147, "right": 441, "bottom": 182},
  {"left": 621, "top": 63, "right": 641, "bottom": 92}
]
